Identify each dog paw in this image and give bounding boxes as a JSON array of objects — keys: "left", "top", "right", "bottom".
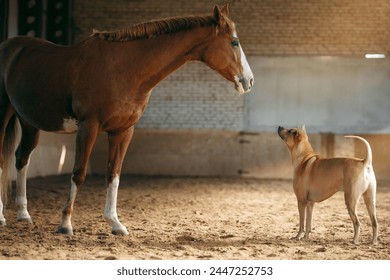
[{"left": 293, "top": 232, "right": 305, "bottom": 240}]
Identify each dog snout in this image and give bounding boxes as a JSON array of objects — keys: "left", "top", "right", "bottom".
[{"left": 278, "top": 126, "right": 287, "bottom": 140}]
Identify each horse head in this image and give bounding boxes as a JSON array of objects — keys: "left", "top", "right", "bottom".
[{"left": 201, "top": 4, "right": 254, "bottom": 94}]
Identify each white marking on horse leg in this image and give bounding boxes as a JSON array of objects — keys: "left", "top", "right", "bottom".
[
  {"left": 103, "top": 175, "right": 129, "bottom": 235},
  {"left": 58, "top": 178, "right": 78, "bottom": 235},
  {"left": 0, "top": 201, "right": 5, "bottom": 225},
  {"left": 0, "top": 167, "right": 6, "bottom": 226},
  {"left": 16, "top": 160, "right": 32, "bottom": 223}
]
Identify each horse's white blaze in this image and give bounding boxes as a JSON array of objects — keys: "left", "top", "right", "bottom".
[
  {"left": 61, "top": 117, "right": 78, "bottom": 133},
  {"left": 232, "top": 38, "right": 253, "bottom": 94},
  {"left": 239, "top": 45, "right": 253, "bottom": 89}
]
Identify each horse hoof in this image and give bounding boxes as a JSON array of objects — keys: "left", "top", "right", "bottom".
[
  {"left": 17, "top": 217, "right": 33, "bottom": 224},
  {"left": 112, "top": 227, "right": 129, "bottom": 236},
  {"left": 57, "top": 226, "right": 74, "bottom": 235},
  {"left": 0, "top": 220, "right": 6, "bottom": 226}
]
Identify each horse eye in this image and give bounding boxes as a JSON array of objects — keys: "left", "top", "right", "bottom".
[{"left": 231, "top": 41, "right": 239, "bottom": 47}]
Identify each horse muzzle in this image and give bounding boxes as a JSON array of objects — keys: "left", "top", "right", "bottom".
[{"left": 235, "top": 75, "right": 254, "bottom": 94}]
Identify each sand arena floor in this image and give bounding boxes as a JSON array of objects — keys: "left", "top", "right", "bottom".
[{"left": 0, "top": 175, "right": 389, "bottom": 260}]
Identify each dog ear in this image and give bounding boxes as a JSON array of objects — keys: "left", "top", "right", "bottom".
[{"left": 294, "top": 130, "right": 302, "bottom": 141}]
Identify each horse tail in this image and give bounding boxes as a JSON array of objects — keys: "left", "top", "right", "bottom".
[
  {"left": 1, "top": 114, "right": 17, "bottom": 205},
  {"left": 344, "top": 135, "right": 373, "bottom": 167}
]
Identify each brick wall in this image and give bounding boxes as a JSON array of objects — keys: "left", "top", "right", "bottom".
[
  {"left": 72, "top": 0, "right": 390, "bottom": 130},
  {"left": 239, "top": 0, "right": 390, "bottom": 56},
  {"left": 135, "top": 62, "right": 244, "bottom": 130},
  {"left": 73, "top": 0, "right": 390, "bottom": 56}
]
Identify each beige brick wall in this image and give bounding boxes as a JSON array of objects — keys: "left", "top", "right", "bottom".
[
  {"left": 238, "top": 0, "right": 390, "bottom": 56},
  {"left": 73, "top": 0, "right": 390, "bottom": 56},
  {"left": 71, "top": 0, "right": 390, "bottom": 131}
]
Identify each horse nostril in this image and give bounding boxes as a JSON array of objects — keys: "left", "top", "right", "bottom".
[{"left": 249, "top": 78, "right": 254, "bottom": 88}]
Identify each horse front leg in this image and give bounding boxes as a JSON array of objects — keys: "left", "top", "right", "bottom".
[
  {"left": 57, "top": 121, "right": 100, "bottom": 235},
  {"left": 103, "top": 127, "right": 134, "bottom": 235}
]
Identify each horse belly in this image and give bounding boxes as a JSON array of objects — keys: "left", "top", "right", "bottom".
[
  {"left": 10, "top": 93, "right": 77, "bottom": 133},
  {"left": 7, "top": 77, "right": 77, "bottom": 133},
  {"left": 18, "top": 110, "right": 78, "bottom": 134}
]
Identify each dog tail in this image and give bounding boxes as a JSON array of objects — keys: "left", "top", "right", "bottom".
[{"left": 344, "top": 135, "right": 372, "bottom": 167}]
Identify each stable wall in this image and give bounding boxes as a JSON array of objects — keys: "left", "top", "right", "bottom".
[
  {"left": 245, "top": 56, "right": 390, "bottom": 134},
  {"left": 26, "top": 129, "right": 390, "bottom": 180},
  {"left": 88, "top": 129, "right": 390, "bottom": 180}
]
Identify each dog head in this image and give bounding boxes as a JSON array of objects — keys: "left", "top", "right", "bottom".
[{"left": 277, "top": 125, "right": 308, "bottom": 151}]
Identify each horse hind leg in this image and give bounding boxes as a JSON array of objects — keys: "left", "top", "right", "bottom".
[
  {"left": 0, "top": 92, "right": 17, "bottom": 226},
  {"left": 14, "top": 120, "right": 40, "bottom": 223}
]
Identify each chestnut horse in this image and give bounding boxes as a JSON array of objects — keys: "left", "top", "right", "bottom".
[{"left": 0, "top": 5, "right": 253, "bottom": 235}]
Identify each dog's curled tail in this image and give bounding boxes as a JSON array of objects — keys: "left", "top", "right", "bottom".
[{"left": 344, "top": 135, "right": 373, "bottom": 167}]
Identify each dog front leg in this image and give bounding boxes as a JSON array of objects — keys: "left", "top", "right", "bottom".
[
  {"left": 305, "top": 201, "right": 315, "bottom": 240},
  {"left": 295, "top": 200, "right": 306, "bottom": 240}
]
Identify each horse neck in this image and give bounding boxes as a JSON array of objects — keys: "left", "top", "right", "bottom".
[{"left": 101, "top": 27, "right": 215, "bottom": 92}]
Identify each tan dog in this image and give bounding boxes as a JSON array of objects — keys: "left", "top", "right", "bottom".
[{"left": 278, "top": 126, "right": 378, "bottom": 244}]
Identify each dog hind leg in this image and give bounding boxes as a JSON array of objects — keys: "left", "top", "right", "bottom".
[
  {"left": 344, "top": 192, "right": 361, "bottom": 245},
  {"left": 363, "top": 185, "right": 378, "bottom": 244}
]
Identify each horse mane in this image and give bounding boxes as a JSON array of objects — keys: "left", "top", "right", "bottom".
[{"left": 92, "top": 15, "right": 217, "bottom": 42}]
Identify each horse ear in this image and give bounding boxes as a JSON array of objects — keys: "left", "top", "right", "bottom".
[
  {"left": 213, "top": 5, "right": 226, "bottom": 27},
  {"left": 302, "top": 125, "right": 306, "bottom": 132},
  {"left": 220, "top": 4, "right": 229, "bottom": 17}
]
